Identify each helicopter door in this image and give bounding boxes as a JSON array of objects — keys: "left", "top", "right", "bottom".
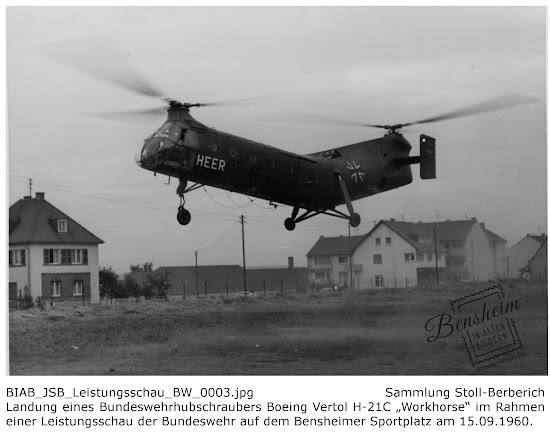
[{"left": 274, "top": 152, "right": 299, "bottom": 196}]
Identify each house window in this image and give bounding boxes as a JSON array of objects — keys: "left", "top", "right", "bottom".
[
  {"left": 314, "top": 256, "right": 330, "bottom": 265},
  {"left": 374, "top": 275, "right": 384, "bottom": 288},
  {"left": 71, "top": 249, "right": 88, "bottom": 264},
  {"left": 44, "top": 248, "right": 88, "bottom": 265},
  {"left": 338, "top": 256, "right": 349, "bottom": 264},
  {"left": 314, "top": 272, "right": 327, "bottom": 280},
  {"left": 405, "top": 253, "right": 416, "bottom": 262},
  {"left": 52, "top": 281, "right": 62, "bottom": 297},
  {"left": 452, "top": 242, "right": 465, "bottom": 248},
  {"left": 73, "top": 280, "right": 83, "bottom": 296},
  {"left": 44, "top": 249, "right": 61, "bottom": 265},
  {"left": 339, "top": 272, "right": 348, "bottom": 279},
  {"left": 57, "top": 219, "right": 68, "bottom": 233},
  {"left": 427, "top": 253, "right": 433, "bottom": 262},
  {"left": 375, "top": 238, "right": 381, "bottom": 247},
  {"left": 9, "top": 249, "right": 26, "bottom": 266},
  {"left": 417, "top": 253, "right": 424, "bottom": 262},
  {"left": 373, "top": 254, "right": 382, "bottom": 264},
  {"left": 419, "top": 235, "right": 431, "bottom": 244},
  {"left": 385, "top": 237, "right": 392, "bottom": 246}
]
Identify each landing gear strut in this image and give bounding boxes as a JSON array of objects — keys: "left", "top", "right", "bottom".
[
  {"left": 175, "top": 178, "right": 202, "bottom": 226},
  {"left": 282, "top": 173, "right": 362, "bottom": 231}
]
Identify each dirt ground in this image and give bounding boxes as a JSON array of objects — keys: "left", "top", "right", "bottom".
[{"left": 8, "top": 281, "right": 547, "bottom": 375}]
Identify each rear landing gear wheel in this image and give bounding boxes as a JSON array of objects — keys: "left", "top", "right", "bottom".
[
  {"left": 350, "top": 213, "right": 361, "bottom": 228},
  {"left": 177, "top": 206, "right": 191, "bottom": 225},
  {"left": 284, "top": 218, "right": 296, "bottom": 231}
]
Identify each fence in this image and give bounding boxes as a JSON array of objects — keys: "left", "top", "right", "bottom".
[{"left": 9, "top": 289, "right": 92, "bottom": 311}]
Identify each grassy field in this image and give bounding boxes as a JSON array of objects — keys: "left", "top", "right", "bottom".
[{"left": 9, "top": 281, "right": 547, "bottom": 375}]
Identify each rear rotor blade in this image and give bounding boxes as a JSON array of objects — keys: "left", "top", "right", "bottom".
[
  {"left": 402, "top": 93, "right": 539, "bottom": 127},
  {"left": 262, "top": 109, "right": 389, "bottom": 129},
  {"left": 37, "top": 36, "right": 167, "bottom": 100}
]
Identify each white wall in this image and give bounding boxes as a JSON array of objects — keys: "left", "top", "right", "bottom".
[
  {"left": 27, "top": 244, "right": 100, "bottom": 303},
  {"left": 353, "top": 223, "right": 445, "bottom": 288}
]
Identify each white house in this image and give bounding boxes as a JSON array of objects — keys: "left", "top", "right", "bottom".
[
  {"left": 355, "top": 219, "right": 448, "bottom": 288},
  {"left": 507, "top": 234, "right": 546, "bottom": 278},
  {"left": 9, "top": 192, "right": 104, "bottom": 305},
  {"left": 306, "top": 218, "right": 508, "bottom": 289}
]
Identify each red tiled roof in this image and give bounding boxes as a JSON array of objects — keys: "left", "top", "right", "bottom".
[{"left": 9, "top": 194, "right": 104, "bottom": 245}]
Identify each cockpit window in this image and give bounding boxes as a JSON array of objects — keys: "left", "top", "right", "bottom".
[{"left": 138, "top": 122, "right": 183, "bottom": 168}]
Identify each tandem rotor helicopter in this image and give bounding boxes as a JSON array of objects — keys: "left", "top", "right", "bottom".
[{"left": 41, "top": 39, "right": 537, "bottom": 230}]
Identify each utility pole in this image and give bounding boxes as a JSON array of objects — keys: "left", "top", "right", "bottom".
[
  {"left": 433, "top": 228, "right": 439, "bottom": 284},
  {"left": 348, "top": 224, "right": 354, "bottom": 290},
  {"left": 240, "top": 215, "right": 247, "bottom": 295},
  {"left": 195, "top": 250, "right": 199, "bottom": 298}
]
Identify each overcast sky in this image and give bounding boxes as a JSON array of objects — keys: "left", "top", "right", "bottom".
[{"left": 6, "top": 6, "right": 546, "bottom": 273}]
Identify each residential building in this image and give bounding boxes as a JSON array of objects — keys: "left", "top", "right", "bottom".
[
  {"left": 507, "top": 234, "right": 546, "bottom": 278},
  {"left": 306, "top": 235, "right": 367, "bottom": 289},
  {"left": 356, "top": 219, "right": 448, "bottom": 288},
  {"left": 306, "top": 217, "right": 508, "bottom": 289},
  {"left": 527, "top": 238, "right": 547, "bottom": 282},
  {"left": 9, "top": 192, "right": 104, "bottom": 305}
]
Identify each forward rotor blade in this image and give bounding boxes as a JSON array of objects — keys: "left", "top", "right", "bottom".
[
  {"left": 37, "top": 37, "right": 167, "bottom": 100},
  {"left": 402, "top": 94, "right": 539, "bottom": 127},
  {"left": 86, "top": 106, "right": 167, "bottom": 123},
  {"left": 198, "top": 94, "right": 286, "bottom": 108}
]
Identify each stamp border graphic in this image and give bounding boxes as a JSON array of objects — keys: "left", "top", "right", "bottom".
[{"left": 450, "top": 284, "right": 523, "bottom": 366}]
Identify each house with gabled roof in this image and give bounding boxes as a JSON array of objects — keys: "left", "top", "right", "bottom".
[
  {"left": 9, "top": 192, "right": 104, "bottom": 305},
  {"left": 306, "top": 234, "right": 368, "bottom": 289},
  {"left": 306, "top": 217, "right": 508, "bottom": 289},
  {"left": 507, "top": 233, "right": 546, "bottom": 278},
  {"left": 376, "top": 218, "right": 507, "bottom": 283},
  {"left": 356, "top": 219, "right": 448, "bottom": 288}
]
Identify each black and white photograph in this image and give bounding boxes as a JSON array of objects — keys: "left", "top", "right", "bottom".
[{"left": 5, "top": 4, "right": 547, "bottom": 383}]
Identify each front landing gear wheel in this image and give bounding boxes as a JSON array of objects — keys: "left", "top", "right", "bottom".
[
  {"left": 350, "top": 213, "right": 361, "bottom": 228},
  {"left": 177, "top": 206, "right": 191, "bottom": 225},
  {"left": 284, "top": 218, "right": 296, "bottom": 231}
]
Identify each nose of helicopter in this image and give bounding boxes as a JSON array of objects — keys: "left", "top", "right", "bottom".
[{"left": 135, "top": 136, "right": 176, "bottom": 169}]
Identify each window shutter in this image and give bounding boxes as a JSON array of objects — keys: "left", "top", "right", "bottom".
[
  {"left": 83, "top": 249, "right": 88, "bottom": 264},
  {"left": 21, "top": 250, "right": 26, "bottom": 266},
  {"left": 44, "top": 249, "right": 49, "bottom": 265}
]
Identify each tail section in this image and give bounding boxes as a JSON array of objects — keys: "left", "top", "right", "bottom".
[{"left": 420, "top": 134, "right": 436, "bottom": 179}]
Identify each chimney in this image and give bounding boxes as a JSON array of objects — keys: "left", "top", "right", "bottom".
[
  {"left": 288, "top": 257, "right": 294, "bottom": 269},
  {"left": 36, "top": 192, "right": 45, "bottom": 200},
  {"left": 543, "top": 233, "right": 546, "bottom": 239},
  {"left": 446, "top": 219, "right": 451, "bottom": 222},
  {"left": 480, "top": 223, "right": 485, "bottom": 229},
  {"left": 390, "top": 218, "right": 395, "bottom": 222},
  {"left": 24, "top": 196, "right": 31, "bottom": 200}
]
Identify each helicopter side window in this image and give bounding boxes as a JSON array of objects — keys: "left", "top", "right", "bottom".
[
  {"left": 183, "top": 130, "right": 200, "bottom": 149},
  {"left": 320, "top": 149, "right": 342, "bottom": 159}
]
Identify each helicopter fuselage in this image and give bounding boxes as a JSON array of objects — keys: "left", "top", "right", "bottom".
[{"left": 136, "top": 107, "right": 416, "bottom": 212}]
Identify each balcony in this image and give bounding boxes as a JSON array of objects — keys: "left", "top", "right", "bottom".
[{"left": 310, "top": 263, "right": 333, "bottom": 271}]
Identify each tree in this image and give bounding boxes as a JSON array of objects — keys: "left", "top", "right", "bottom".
[
  {"left": 129, "top": 262, "right": 154, "bottom": 273},
  {"left": 119, "top": 273, "right": 143, "bottom": 298},
  {"left": 143, "top": 270, "right": 171, "bottom": 298},
  {"left": 99, "top": 267, "right": 119, "bottom": 298}
]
